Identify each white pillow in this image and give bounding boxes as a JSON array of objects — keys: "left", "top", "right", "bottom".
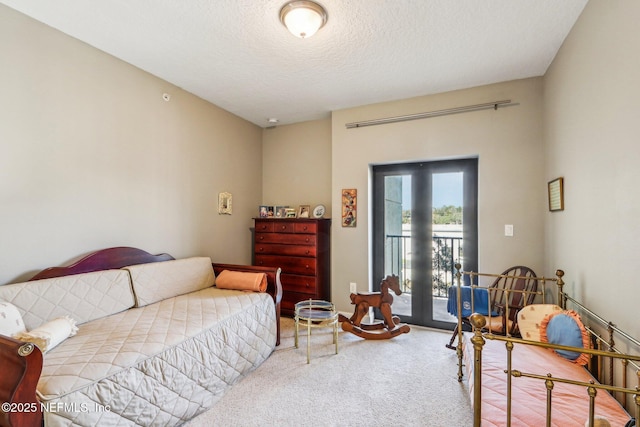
[
  {"left": 14, "top": 316, "right": 78, "bottom": 353},
  {"left": 0, "top": 301, "right": 26, "bottom": 337},
  {"left": 125, "top": 257, "right": 215, "bottom": 307}
]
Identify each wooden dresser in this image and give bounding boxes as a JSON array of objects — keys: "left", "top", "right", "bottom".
[{"left": 253, "top": 218, "right": 331, "bottom": 316}]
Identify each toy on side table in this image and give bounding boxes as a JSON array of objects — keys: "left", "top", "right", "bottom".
[{"left": 340, "top": 274, "right": 410, "bottom": 340}]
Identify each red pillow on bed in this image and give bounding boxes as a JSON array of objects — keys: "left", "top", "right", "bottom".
[{"left": 540, "top": 310, "right": 591, "bottom": 366}]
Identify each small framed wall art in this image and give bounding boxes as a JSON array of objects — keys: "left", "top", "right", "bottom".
[
  {"left": 548, "top": 177, "right": 564, "bottom": 211},
  {"left": 342, "top": 188, "right": 357, "bottom": 227},
  {"left": 218, "top": 192, "right": 232, "bottom": 215}
]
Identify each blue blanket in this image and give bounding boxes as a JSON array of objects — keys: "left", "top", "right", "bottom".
[{"left": 446, "top": 286, "right": 495, "bottom": 317}]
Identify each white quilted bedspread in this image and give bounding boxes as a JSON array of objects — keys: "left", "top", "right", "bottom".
[{"left": 38, "top": 287, "right": 277, "bottom": 427}]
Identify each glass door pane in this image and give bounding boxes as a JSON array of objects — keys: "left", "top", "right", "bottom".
[
  {"left": 383, "top": 175, "right": 412, "bottom": 317},
  {"left": 431, "top": 172, "right": 463, "bottom": 324}
]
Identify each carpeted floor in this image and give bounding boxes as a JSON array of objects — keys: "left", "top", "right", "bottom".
[{"left": 184, "top": 317, "right": 473, "bottom": 427}]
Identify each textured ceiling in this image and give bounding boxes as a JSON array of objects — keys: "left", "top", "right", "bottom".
[{"left": 1, "top": 0, "right": 588, "bottom": 127}]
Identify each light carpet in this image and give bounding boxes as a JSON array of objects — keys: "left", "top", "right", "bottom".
[{"left": 184, "top": 317, "right": 473, "bottom": 427}]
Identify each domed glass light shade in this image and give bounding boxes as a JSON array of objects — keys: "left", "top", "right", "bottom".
[{"left": 279, "top": 1, "right": 328, "bottom": 39}]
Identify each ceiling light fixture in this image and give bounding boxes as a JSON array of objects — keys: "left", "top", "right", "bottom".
[{"left": 279, "top": 1, "right": 327, "bottom": 39}]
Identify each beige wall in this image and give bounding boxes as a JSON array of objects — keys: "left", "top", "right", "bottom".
[
  {"left": 261, "top": 119, "right": 332, "bottom": 211},
  {"left": 331, "top": 78, "right": 546, "bottom": 312},
  {"left": 543, "top": 0, "right": 640, "bottom": 337},
  {"left": 0, "top": 5, "right": 262, "bottom": 284}
]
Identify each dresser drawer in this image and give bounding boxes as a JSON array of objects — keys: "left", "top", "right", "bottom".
[
  {"left": 255, "top": 243, "right": 316, "bottom": 257},
  {"left": 254, "top": 221, "right": 274, "bottom": 232},
  {"left": 255, "top": 233, "right": 316, "bottom": 246},
  {"left": 255, "top": 255, "right": 317, "bottom": 276},
  {"left": 281, "top": 273, "right": 318, "bottom": 293},
  {"left": 294, "top": 222, "right": 317, "bottom": 234},
  {"left": 272, "top": 222, "right": 295, "bottom": 233}
]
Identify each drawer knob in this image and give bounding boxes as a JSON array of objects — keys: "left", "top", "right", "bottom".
[
  {"left": 281, "top": 225, "right": 287, "bottom": 230},
  {"left": 306, "top": 283, "right": 310, "bottom": 288},
  {"left": 259, "top": 236, "right": 264, "bottom": 240},
  {"left": 303, "top": 226, "right": 308, "bottom": 231},
  {"left": 305, "top": 250, "right": 310, "bottom": 255}
]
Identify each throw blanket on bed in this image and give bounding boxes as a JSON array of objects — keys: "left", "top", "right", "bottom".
[{"left": 447, "top": 285, "right": 495, "bottom": 317}]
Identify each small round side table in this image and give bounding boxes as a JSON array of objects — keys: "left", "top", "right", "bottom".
[{"left": 294, "top": 299, "right": 339, "bottom": 364}]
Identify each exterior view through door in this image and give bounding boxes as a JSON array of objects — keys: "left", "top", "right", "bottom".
[{"left": 372, "top": 158, "right": 477, "bottom": 329}]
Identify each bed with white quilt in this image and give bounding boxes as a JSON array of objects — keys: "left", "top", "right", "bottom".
[{"left": 0, "top": 247, "right": 282, "bottom": 427}]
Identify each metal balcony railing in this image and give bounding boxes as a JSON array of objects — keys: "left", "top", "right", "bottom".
[{"left": 386, "top": 234, "right": 463, "bottom": 297}]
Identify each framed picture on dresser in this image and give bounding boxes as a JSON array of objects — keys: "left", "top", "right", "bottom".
[
  {"left": 275, "top": 206, "right": 289, "bottom": 218},
  {"left": 297, "top": 205, "right": 310, "bottom": 218},
  {"left": 284, "top": 208, "right": 297, "bottom": 218}
]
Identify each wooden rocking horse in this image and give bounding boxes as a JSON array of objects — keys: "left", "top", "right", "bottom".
[{"left": 340, "top": 274, "right": 410, "bottom": 340}]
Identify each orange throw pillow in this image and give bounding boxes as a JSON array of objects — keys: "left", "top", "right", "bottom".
[{"left": 215, "top": 270, "right": 267, "bottom": 292}]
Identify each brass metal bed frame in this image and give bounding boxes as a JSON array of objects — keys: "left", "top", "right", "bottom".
[{"left": 452, "top": 264, "right": 640, "bottom": 427}]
